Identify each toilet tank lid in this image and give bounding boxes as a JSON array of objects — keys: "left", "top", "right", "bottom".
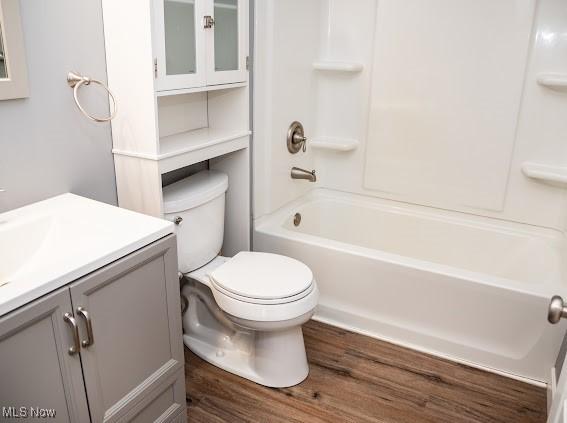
[{"left": 163, "top": 170, "right": 228, "bottom": 214}]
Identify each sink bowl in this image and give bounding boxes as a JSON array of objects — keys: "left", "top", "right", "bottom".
[
  {"left": 0, "top": 194, "right": 173, "bottom": 316},
  {"left": 0, "top": 214, "right": 53, "bottom": 286}
]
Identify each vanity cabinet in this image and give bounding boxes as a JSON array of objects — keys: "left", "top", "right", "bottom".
[
  {"left": 0, "top": 288, "right": 90, "bottom": 423},
  {"left": 153, "top": 0, "right": 248, "bottom": 91},
  {"left": 0, "top": 235, "right": 186, "bottom": 423}
]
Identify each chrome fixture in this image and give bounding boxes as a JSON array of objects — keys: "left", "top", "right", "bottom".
[
  {"left": 293, "top": 213, "right": 302, "bottom": 227},
  {"left": 63, "top": 313, "right": 81, "bottom": 355},
  {"left": 287, "top": 121, "right": 308, "bottom": 154},
  {"left": 77, "top": 307, "right": 95, "bottom": 347},
  {"left": 548, "top": 295, "right": 567, "bottom": 324},
  {"left": 204, "top": 15, "right": 215, "bottom": 28},
  {"left": 67, "top": 71, "right": 117, "bottom": 123},
  {"left": 291, "top": 167, "right": 316, "bottom": 182},
  {"left": 174, "top": 216, "right": 183, "bottom": 225}
]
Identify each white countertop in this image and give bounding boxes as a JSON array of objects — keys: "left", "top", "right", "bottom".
[{"left": 0, "top": 194, "right": 174, "bottom": 316}]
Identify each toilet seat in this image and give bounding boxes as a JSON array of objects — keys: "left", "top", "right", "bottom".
[
  {"left": 186, "top": 252, "right": 318, "bottom": 322},
  {"left": 211, "top": 280, "right": 315, "bottom": 305},
  {"left": 211, "top": 281, "right": 319, "bottom": 322},
  {"left": 209, "top": 251, "right": 314, "bottom": 302},
  {"left": 209, "top": 251, "right": 313, "bottom": 304}
]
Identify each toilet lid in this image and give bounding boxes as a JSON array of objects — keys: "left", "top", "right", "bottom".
[{"left": 209, "top": 252, "right": 313, "bottom": 301}]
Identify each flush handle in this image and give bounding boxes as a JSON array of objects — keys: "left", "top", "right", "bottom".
[{"left": 548, "top": 295, "right": 567, "bottom": 324}]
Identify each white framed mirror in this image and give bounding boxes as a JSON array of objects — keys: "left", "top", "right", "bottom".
[{"left": 0, "top": 0, "right": 29, "bottom": 100}]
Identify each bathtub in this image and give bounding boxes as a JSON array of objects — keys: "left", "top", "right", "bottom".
[{"left": 254, "top": 189, "right": 567, "bottom": 383}]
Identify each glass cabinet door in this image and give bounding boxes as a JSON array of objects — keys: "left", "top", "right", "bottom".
[
  {"left": 154, "top": 0, "right": 206, "bottom": 91},
  {"left": 213, "top": 0, "right": 238, "bottom": 72},
  {"left": 206, "top": 0, "right": 247, "bottom": 85},
  {"left": 164, "top": 0, "right": 197, "bottom": 75}
]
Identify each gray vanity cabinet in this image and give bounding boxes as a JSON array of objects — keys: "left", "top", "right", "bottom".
[
  {"left": 0, "top": 235, "right": 186, "bottom": 423},
  {"left": 0, "top": 288, "right": 90, "bottom": 423}
]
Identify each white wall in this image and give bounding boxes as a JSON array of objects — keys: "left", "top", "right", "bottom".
[
  {"left": 254, "top": 0, "right": 567, "bottom": 231},
  {"left": 253, "top": 0, "right": 322, "bottom": 217},
  {"left": 0, "top": 0, "right": 116, "bottom": 213}
]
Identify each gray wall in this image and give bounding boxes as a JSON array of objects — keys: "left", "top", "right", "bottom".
[{"left": 0, "top": 0, "right": 117, "bottom": 213}]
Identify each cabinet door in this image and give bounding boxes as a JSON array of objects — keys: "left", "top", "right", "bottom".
[
  {"left": 0, "top": 288, "right": 90, "bottom": 423},
  {"left": 205, "top": 0, "right": 248, "bottom": 85},
  {"left": 70, "top": 235, "right": 186, "bottom": 423},
  {"left": 154, "top": 0, "right": 207, "bottom": 91}
]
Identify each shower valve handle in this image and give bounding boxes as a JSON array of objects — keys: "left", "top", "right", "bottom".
[{"left": 293, "top": 133, "right": 308, "bottom": 152}]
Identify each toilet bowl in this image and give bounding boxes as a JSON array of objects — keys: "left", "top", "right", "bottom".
[{"left": 163, "top": 170, "right": 318, "bottom": 388}]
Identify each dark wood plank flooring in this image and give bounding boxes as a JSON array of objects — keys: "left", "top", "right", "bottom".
[{"left": 185, "top": 320, "right": 547, "bottom": 423}]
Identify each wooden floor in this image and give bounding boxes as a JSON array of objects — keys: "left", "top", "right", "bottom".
[{"left": 185, "top": 320, "right": 547, "bottom": 423}]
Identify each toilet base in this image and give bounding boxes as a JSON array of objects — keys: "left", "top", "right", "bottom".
[
  {"left": 182, "top": 279, "right": 311, "bottom": 388},
  {"left": 184, "top": 325, "right": 309, "bottom": 388}
]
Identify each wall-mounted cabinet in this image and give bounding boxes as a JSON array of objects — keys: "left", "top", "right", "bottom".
[
  {"left": 153, "top": 0, "right": 248, "bottom": 93},
  {"left": 102, "top": 0, "right": 250, "bottom": 253}
]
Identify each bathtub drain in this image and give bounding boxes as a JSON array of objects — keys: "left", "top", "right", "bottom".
[{"left": 293, "top": 213, "right": 301, "bottom": 227}]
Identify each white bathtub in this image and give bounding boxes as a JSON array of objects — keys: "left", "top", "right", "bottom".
[{"left": 254, "top": 189, "right": 567, "bottom": 382}]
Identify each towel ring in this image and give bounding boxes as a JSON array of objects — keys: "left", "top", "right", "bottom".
[{"left": 67, "top": 71, "right": 117, "bottom": 122}]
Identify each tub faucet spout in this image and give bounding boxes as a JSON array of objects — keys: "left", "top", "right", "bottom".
[{"left": 291, "top": 167, "right": 316, "bottom": 182}]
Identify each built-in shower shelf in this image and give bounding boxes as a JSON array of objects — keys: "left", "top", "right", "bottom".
[
  {"left": 522, "top": 162, "right": 567, "bottom": 186},
  {"left": 311, "top": 137, "right": 359, "bottom": 152},
  {"left": 536, "top": 74, "right": 567, "bottom": 90},
  {"left": 312, "top": 61, "right": 363, "bottom": 73}
]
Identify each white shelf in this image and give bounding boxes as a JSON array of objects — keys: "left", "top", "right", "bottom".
[
  {"left": 522, "top": 162, "right": 567, "bottom": 186},
  {"left": 112, "top": 128, "right": 251, "bottom": 174},
  {"left": 536, "top": 74, "right": 567, "bottom": 90},
  {"left": 156, "top": 81, "right": 248, "bottom": 97},
  {"left": 311, "top": 137, "right": 359, "bottom": 152},
  {"left": 158, "top": 128, "right": 250, "bottom": 173},
  {"left": 312, "top": 61, "right": 363, "bottom": 73}
]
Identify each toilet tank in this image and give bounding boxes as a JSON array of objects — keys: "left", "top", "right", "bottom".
[{"left": 163, "top": 170, "right": 229, "bottom": 273}]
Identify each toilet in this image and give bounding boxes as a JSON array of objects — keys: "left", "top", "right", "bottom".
[{"left": 163, "top": 170, "right": 319, "bottom": 388}]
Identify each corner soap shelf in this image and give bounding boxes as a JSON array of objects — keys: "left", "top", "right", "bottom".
[
  {"left": 312, "top": 61, "right": 363, "bottom": 73},
  {"left": 537, "top": 74, "right": 567, "bottom": 90},
  {"left": 310, "top": 137, "right": 359, "bottom": 152},
  {"left": 522, "top": 162, "right": 567, "bottom": 186}
]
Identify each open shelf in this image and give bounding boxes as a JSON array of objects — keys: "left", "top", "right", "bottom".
[
  {"left": 312, "top": 61, "right": 363, "bottom": 73},
  {"left": 536, "top": 74, "right": 567, "bottom": 90},
  {"left": 522, "top": 162, "right": 567, "bottom": 187},
  {"left": 311, "top": 137, "right": 359, "bottom": 152},
  {"left": 156, "top": 81, "right": 248, "bottom": 97},
  {"left": 158, "top": 128, "right": 250, "bottom": 173},
  {"left": 112, "top": 128, "right": 250, "bottom": 175}
]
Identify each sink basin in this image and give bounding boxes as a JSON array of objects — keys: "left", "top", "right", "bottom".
[
  {"left": 0, "top": 214, "right": 53, "bottom": 286},
  {"left": 0, "top": 194, "right": 173, "bottom": 316}
]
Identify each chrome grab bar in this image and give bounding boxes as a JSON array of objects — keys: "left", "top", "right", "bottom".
[{"left": 67, "top": 71, "right": 117, "bottom": 123}]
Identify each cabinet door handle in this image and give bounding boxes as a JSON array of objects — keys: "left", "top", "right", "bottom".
[
  {"left": 76, "top": 307, "right": 94, "bottom": 347},
  {"left": 204, "top": 15, "right": 215, "bottom": 28},
  {"left": 63, "top": 313, "right": 81, "bottom": 355}
]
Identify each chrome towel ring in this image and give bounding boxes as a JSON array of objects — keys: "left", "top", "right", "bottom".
[{"left": 67, "top": 71, "right": 117, "bottom": 122}]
